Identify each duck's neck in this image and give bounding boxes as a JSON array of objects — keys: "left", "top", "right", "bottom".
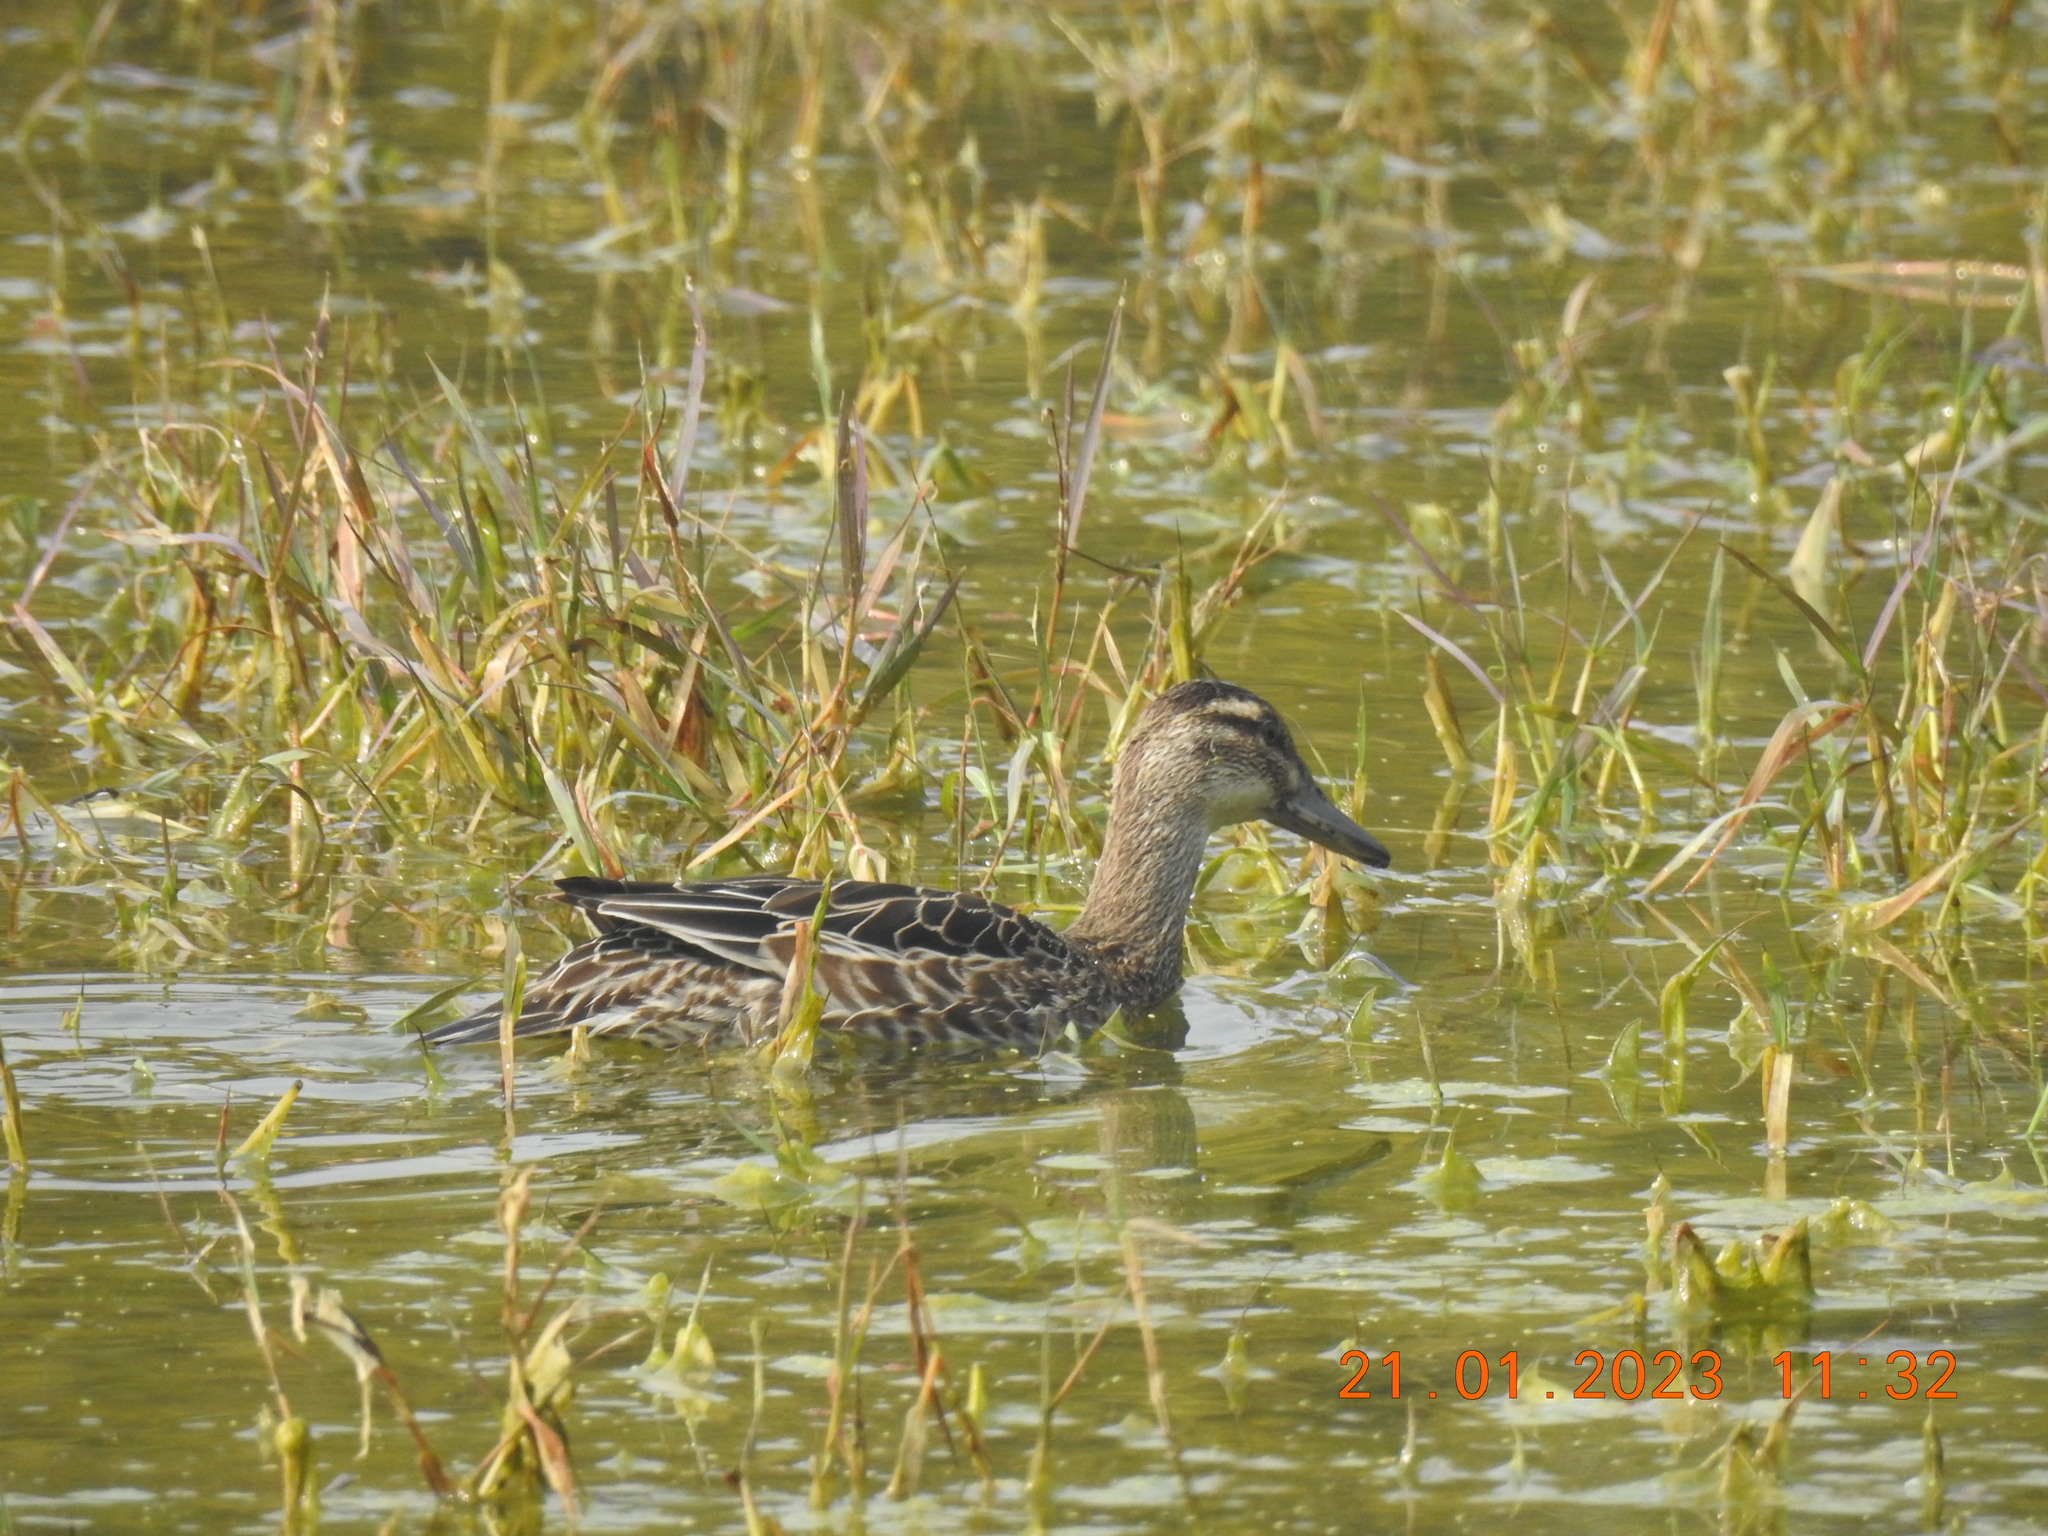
[{"left": 1065, "top": 768, "right": 1209, "bottom": 1011}]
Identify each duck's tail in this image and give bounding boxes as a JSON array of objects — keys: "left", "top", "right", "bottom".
[{"left": 421, "top": 1000, "right": 568, "bottom": 1046}]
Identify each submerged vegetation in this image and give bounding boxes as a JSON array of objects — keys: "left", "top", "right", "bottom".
[{"left": 4, "top": 0, "right": 2048, "bottom": 1529}]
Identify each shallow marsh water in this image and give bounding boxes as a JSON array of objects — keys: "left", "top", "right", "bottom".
[{"left": 5, "top": 1, "right": 2048, "bottom": 1532}]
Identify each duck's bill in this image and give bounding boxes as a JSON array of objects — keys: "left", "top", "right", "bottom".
[{"left": 1268, "top": 786, "right": 1392, "bottom": 869}]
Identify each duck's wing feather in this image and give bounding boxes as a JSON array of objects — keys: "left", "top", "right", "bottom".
[
  {"left": 553, "top": 875, "right": 1068, "bottom": 970},
  {"left": 427, "top": 877, "right": 1087, "bottom": 1048}
]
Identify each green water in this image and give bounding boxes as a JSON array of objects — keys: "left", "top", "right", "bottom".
[{"left": 5, "top": 2, "right": 2048, "bottom": 1531}]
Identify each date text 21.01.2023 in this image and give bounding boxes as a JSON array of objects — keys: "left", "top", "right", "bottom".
[{"left": 1339, "top": 1349, "right": 1959, "bottom": 1401}]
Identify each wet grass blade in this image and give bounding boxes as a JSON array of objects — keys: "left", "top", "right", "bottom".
[
  {"left": 0, "top": 1036, "right": 26, "bottom": 1171},
  {"left": 230, "top": 1080, "right": 302, "bottom": 1166},
  {"left": 1065, "top": 298, "right": 1122, "bottom": 552},
  {"left": 1720, "top": 541, "right": 1866, "bottom": 686}
]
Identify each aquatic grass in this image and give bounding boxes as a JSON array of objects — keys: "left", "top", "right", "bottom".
[
  {"left": 228, "top": 1077, "right": 299, "bottom": 1168},
  {"left": 0, "top": 306, "right": 1304, "bottom": 981},
  {"left": 5, "top": 0, "right": 2048, "bottom": 1527},
  {"left": 4, "top": 0, "right": 2043, "bottom": 975},
  {"left": 0, "top": 1035, "right": 26, "bottom": 1172},
  {"left": 470, "top": 1168, "right": 588, "bottom": 1511},
  {"left": 288, "top": 1278, "right": 456, "bottom": 1499},
  {"left": 1397, "top": 299, "right": 2048, "bottom": 949},
  {"left": 217, "top": 1184, "right": 317, "bottom": 1532}
]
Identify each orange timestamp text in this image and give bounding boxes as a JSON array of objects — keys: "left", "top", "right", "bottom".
[{"left": 1338, "top": 1349, "right": 1960, "bottom": 1402}]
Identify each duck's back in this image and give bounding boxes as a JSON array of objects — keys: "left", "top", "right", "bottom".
[{"left": 427, "top": 876, "right": 1110, "bottom": 1050}]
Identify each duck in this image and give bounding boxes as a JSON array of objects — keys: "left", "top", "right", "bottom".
[{"left": 426, "top": 680, "right": 1391, "bottom": 1052}]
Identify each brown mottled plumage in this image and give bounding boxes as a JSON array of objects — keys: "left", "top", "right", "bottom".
[{"left": 428, "top": 681, "right": 1391, "bottom": 1052}]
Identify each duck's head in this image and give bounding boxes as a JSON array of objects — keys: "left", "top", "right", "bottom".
[{"left": 1119, "top": 680, "right": 1392, "bottom": 868}]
